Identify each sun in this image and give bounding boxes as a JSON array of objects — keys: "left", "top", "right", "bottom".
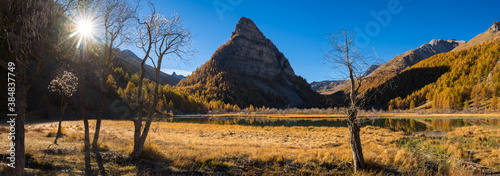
[
  {"left": 77, "top": 20, "right": 94, "bottom": 37},
  {"left": 70, "top": 16, "right": 97, "bottom": 48}
]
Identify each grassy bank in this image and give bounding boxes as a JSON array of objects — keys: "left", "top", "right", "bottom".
[{"left": 1, "top": 120, "right": 499, "bottom": 175}]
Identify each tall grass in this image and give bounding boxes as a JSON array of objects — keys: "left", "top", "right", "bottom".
[{"left": 1, "top": 120, "right": 499, "bottom": 175}]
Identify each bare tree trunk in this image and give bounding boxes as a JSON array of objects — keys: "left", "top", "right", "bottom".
[
  {"left": 80, "top": 94, "right": 92, "bottom": 176},
  {"left": 93, "top": 40, "right": 113, "bottom": 151},
  {"left": 131, "top": 58, "right": 148, "bottom": 157},
  {"left": 10, "top": 49, "right": 47, "bottom": 175},
  {"left": 348, "top": 107, "right": 365, "bottom": 172},
  {"left": 92, "top": 91, "right": 105, "bottom": 150},
  {"left": 132, "top": 120, "right": 143, "bottom": 157},
  {"left": 93, "top": 94, "right": 106, "bottom": 176},
  {"left": 131, "top": 50, "right": 164, "bottom": 158},
  {"left": 13, "top": 66, "right": 27, "bottom": 175},
  {"left": 77, "top": 52, "right": 92, "bottom": 175},
  {"left": 54, "top": 101, "right": 68, "bottom": 145},
  {"left": 347, "top": 67, "right": 366, "bottom": 172},
  {"left": 4, "top": 0, "right": 69, "bottom": 174}
]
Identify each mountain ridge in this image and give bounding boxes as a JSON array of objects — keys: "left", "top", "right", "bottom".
[
  {"left": 115, "top": 48, "right": 181, "bottom": 85},
  {"left": 368, "top": 39, "right": 465, "bottom": 77},
  {"left": 314, "top": 38, "right": 464, "bottom": 95},
  {"left": 171, "top": 72, "right": 186, "bottom": 79},
  {"left": 451, "top": 21, "right": 500, "bottom": 52},
  {"left": 366, "top": 21, "right": 500, "bottom": 110}
]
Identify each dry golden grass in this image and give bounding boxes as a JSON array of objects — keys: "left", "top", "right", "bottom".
[
  {"left": 446, "top": 126, "right": 500, "bottom": 168},
  {"left": 0, "top": 120, "right": 499, "bottom": 175}
]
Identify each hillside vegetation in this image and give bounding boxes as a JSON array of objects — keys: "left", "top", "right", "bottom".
[
  {"left": 382, "top": 40, "right": 500, "bottom": 111},
  {"left": 178, "top": 58, "right": 299, "bottom": 109}
]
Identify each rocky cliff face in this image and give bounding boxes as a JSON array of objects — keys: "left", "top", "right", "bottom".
[{"left": 212, "top": 17, "right": 295, "bottom": 79}]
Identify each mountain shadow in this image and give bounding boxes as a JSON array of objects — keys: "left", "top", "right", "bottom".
[{"left": 363, "top": 66, "right": 450, "bottom": 109}]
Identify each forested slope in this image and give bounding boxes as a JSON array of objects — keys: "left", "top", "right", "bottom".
[{"left": 381, "top": 40, "right": 500, "bottom": 110}]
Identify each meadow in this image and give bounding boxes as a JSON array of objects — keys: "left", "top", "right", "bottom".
[{"left": 1, "top": 118, "right": 500, "bottom": 175}]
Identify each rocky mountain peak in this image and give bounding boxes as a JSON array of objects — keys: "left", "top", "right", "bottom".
[
  {"left": 427, "top": 39, "right": 465, "bottom": 47},
  {"left": 412, "top": 39, "right": 464, "bottom": 58},
  {"left": 231, "top": 17, "right": 265, "bottom": 40},
  {"left": 179, "top": 17, "right": 320, "bottom": 107},
  {"left": 428, "top": 39, "right": 442, "bottom": 45},
  {"left": 489, "top": 21, "right": 500, "bottom": 32},
  {"left": 211, "top": 17, "right": 295, "bottom": 79}
]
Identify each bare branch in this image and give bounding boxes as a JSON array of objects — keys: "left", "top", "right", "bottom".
[{"left": 131, "top": 2, "right": 196, "bottom": 158}]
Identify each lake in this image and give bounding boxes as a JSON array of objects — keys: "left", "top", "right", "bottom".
[{"left": 164, "top": 117, "right": 500, "bottom": 134}]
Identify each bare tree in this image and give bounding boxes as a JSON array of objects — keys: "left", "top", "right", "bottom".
[
  {"left": 322, "top": 29, "right": 371, "bottom": 172},
  {"left": 64, "top": 1, "right": 98, "bottom": 174},
  {"left": 48, "top": 71, "right": 78, "bottom": 144},
  {"left": 130, "top": 2, "right": 195, "bottom": 157},
  {"left": 0, "top": 0, "right": 75, "bottom": 174},
  {"left": 92, "top": 0, "right": 136, "bottom": 152},
  {"left": 76, "top": 45, "right": 93, "bottom": 175}
]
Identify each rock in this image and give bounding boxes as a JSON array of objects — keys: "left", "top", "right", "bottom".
[
  {"left": 212, "top": 17, "right": 295, "bottom": 79},
  {"left": 488, "top": 21, "right": 500, "bottom": 32}
]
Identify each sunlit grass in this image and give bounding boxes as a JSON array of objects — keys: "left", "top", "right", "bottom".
[{"left": 1, "top": 120, "right": 499, "bottom": 174}]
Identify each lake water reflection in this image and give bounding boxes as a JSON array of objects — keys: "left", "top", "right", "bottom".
[{"left": 165, "top": 117, "right": 500, "bottom": 133}]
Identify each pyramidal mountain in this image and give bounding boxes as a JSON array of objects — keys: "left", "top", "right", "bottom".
[
  {"left": 179, "top": 17, "right": 322, "bottom": 108},
  {"left": 214, "top": 17, "right": 295, "bottom": 79}
]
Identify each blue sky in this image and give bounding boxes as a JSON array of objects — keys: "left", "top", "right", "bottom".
[{"left": 126, "top": 0, "right": 500, "bottom": 82}]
